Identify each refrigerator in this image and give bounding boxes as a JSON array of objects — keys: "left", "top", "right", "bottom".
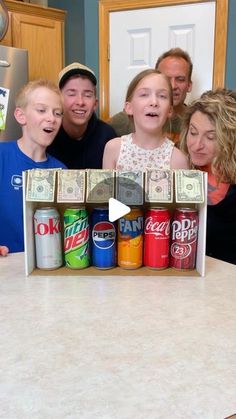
[{"left": 0, "top": 45, "right": 28, "bottom": 142}]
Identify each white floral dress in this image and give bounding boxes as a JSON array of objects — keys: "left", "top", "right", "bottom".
[{"left": 116, "top": 133, "right": 174, "bottom": 170}]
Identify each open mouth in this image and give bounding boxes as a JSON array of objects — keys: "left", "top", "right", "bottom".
[
  {"left": 43, "top": 128, "right": 54, "bottom": 133},
  {"left": 146, "top": 112, "right": 159, "bottom": 117},
  {"left": 73, "top": 109, "right": 86, "bottom": 116}
]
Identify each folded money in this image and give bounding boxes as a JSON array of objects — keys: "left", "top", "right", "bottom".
[
  {"left": 145, "top": 169, "right": 173, "bottom": 202},
  {"left": 26, "top": 168, "right": 56, "bottom": 202},
  {"left": 175, "top": 169, "right": 204, "bottom": 203},
  {"left": 57, "top": 169, "right": 85, "bottom": 202},
  {"left": 116, "top": 170, "right": 144, "bottom": 205},
  {"left": 86, "top": 169, "right": 115, "bottom": 203}
]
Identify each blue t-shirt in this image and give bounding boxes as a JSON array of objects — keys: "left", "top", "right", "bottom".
[{"left": 0, "top": 141, "right": 66, "bottom": 253}]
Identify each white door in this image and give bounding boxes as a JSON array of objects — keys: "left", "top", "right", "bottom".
[{"left": 109, "top": 2, "right": 215, "bottom": 117}]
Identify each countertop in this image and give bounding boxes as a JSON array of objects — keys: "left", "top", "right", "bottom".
[{"left": 0, "top": 253, "right": 236, "bottom": 419}]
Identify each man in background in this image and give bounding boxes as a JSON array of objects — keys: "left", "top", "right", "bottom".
[
  {"left": 48, "top": 62, "right": 116, "bottom": 169},
  {"left": 108, "top": 48, "right": 193, "bottom": 144}
]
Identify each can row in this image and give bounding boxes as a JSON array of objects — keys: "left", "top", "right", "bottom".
[{"left": 33, "top": 206, "right": 199, "bottom": 271}]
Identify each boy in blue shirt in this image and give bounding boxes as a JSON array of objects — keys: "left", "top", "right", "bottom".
[{"left": 0, "top": 79, "right": 66, "bottom": 254}]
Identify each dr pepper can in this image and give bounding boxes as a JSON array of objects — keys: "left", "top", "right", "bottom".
[
  {"left": 143, "top": 207, "right": 171, "bottom": 269},
  {"left": 118, "top": 207, "right": 143, "bottom": 269},
  {"left": 34, "top": 207, "right": 63, "bottom": 270},
  {"left": 170, "top": 207, "right": 199, "bottom": 270}
]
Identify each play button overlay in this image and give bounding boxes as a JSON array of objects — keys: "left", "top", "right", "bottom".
[{"left": 109, "top": 198, "right": 131, "bottom": 222}]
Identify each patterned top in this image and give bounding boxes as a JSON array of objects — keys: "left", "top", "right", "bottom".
[{"left": 116, "top": 133, "right": 174, "bottom": 170}]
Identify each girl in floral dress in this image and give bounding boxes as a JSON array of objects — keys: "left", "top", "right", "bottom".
[{"left": 102, "top": 69, "right": 189, "bottom": 170}]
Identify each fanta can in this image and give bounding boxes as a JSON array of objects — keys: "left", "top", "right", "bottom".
[
  {"left": 118, "top": 207, "right": 143, "bottom": 269},
  {"left": 64, "top": 207, "right": 90, "bottom": 269},
  {"left": 91, "top": 207, "right": 116, "bottom": 269}
]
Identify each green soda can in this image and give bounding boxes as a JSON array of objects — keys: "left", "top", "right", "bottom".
[{"left": 64, "top": 207, "right": 90, "bottom": 269}]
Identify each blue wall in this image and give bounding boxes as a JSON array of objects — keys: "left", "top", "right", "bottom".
[
  {"left": 48, "top": 0, "right": 99, "bottom": 78},
  {"left": 226, "top": 0, "right": 236, "bottom": 89},
  {"left": 48, "top": 0, "right": 235, "bottom": 89},
  {"left": 48, "top": 0, "right": 86, "bottom": 65},
  {"left": 84, "top": 0, "right": 99, "bottom": 77}
]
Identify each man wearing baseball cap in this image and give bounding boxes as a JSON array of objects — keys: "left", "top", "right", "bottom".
[{"left": 48, "top": 62, "right": 116, "bottom": 169}]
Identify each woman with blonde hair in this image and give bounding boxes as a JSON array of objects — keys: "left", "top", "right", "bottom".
[{"left": 180, "top": 88, "right": 236, "bottom": 264}]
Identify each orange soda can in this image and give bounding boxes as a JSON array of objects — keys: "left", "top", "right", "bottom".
[{"left": 118, "top": 207, "right": 143, "bottom": 269}]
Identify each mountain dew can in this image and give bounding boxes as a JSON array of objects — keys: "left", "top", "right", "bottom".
[{"left": 64, "top": 207, "right": 90, "bottom": 269}]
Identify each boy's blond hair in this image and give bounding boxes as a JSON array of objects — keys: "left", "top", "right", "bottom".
[{"left": 15, "top": 79, "right": 63, "bottom": 108}]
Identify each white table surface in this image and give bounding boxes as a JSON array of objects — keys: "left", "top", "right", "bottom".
[{"left": 0, "top": 253, "right": 236, "bottom": 419}]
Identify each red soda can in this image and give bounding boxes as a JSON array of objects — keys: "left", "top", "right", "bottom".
[
  {"left": 170, "top": 208, "right": 199, "bottom": 270},
  {"left": 144, "top": 207, "right": 170, "bottom": 269},
  {"left": 34, "top": 207, "right": 63, "bottom": 269}
]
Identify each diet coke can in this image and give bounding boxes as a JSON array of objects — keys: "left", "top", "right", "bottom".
[
  {"left": 144, "top": 207, "right": 171, "bottom": 269},
  {"left": 34, "top": 207, "right": 63, "bottom": 269},
  {"left": 170, "top": 208, "right": 199, "bottom": 270}
]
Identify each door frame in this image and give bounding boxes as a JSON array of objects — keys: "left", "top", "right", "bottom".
[{"left": 99, "top": 0, "right": 228, "bottom": 120}]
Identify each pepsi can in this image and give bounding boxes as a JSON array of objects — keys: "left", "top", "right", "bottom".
[{"left": 91, "top": 207, "right": 116, "bottom": 269}]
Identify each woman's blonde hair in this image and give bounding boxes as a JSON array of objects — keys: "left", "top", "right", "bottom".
[{"left": 180, "top": 88, "right": 236, "bottom": 183}]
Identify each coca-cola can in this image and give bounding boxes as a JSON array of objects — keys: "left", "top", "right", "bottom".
[
  {"left": 170, "top": 208, "right": 199, "bottom": 270},
  {"left": 144, "top": 207, "right": 171, "bottom": 269},
  {"left": 34, "top": 207, "right": 63, "bottom": 269}
]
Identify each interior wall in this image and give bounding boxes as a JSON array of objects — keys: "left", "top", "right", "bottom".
[
  {"left": 49, "top": 0, "right": 235, "bottom": 90},
  {"left": 48, "top": 0, "right": 85, "bottom": 65},
  {"left": 84, "top": 0, "right": 99, "bottom": 79}
]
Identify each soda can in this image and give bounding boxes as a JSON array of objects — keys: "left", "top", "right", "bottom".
[
  {"left": 64, "top": 207, "right": 90, "bottom": 269},
  {"left": 170, "top": 207, "right": 199, "bottom": 270},
  {"left": 143, "top": 207, "right": 171, "bottom": 269},
  {"left": 91, "top": 207, "right": 116, "bottom": 269},
  {"left": 118, "top": 207, "right": 143, "bottom": 269},
  {"left": 34, "top": 207, "right": 63, "bottom": 270}
]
